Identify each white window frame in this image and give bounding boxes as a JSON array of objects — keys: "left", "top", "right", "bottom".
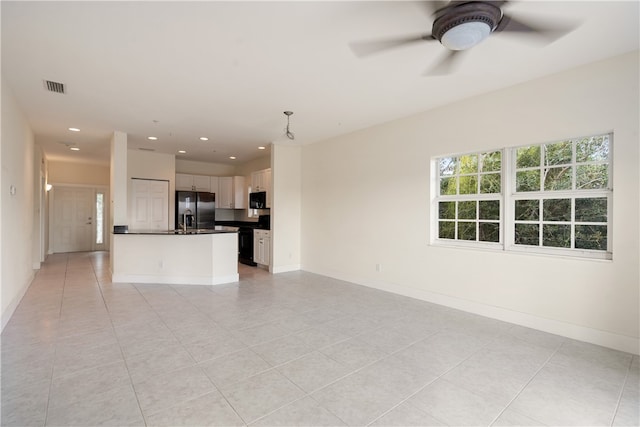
[
  {"left": 432, "top": 148, "right": 504, "bottom": 250},
  {"left": 432, "top": 133, "right": 613, "bottom": 260}
]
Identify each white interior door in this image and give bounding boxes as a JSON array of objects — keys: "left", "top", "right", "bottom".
[
  {"left": 130, "top": 179, "right": 169, "bottom": 230},
  {"left": 53, "top": 187, "right": 94, "bottom": 253}
]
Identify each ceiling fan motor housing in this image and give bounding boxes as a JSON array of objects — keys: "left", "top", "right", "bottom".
[{"left": 433, "top": 2, "right": 503, "bottom": 50}]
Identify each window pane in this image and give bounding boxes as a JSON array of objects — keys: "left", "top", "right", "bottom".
[
  {"left": 543, "top": 224, "right": 571, "bottom": 248},
  {"left": 458, "top": 222, "right": 476, "bottom": 241},
  {"left": 543, "top": 199, "right": 571, "bottom": 222},
  {"left": 543, "top": 167, "right": 572, "bottom": 191},
  {"left": 439, "top": 221, "right": 455, "bottom": 239},
  {"left": 576, "top": 135, "right": 609, "bottom": 162},
  {"left": 516, "top": 146, "right": 540, "bottom": 169},
  {"left": 440, "top": 177, "right": 457, "bottom": 195},
  {"left": 96, "top": 193, "right": 104, "bottom": 245},
  {"left": 544, "top": 140, "right": 572, "bottom": 165},
  {"left": 459, "top": 154, "right": 478, "bottom": 174},
  {"left": 479, "top": 200, "right": 500, "bottom": 220},
  {"left": 516, "top": 170, "right": 540, "bottom": 192},
  {"left": 479, "top": 222, "right": 499, "bottom": 242},
  {"left": 458, "top": 201, "right": 477, "bottom": 219},
  {"left": 576, "top": 164, "right": 608, "bottom": 189},
  {"left": 480, "top": 173, "right": 501, "bottom": 194},
  {"left": 515, "top": 199, "right": 539, "bottom": 221},
  {"left": 575, "top": 198, "right": 607, "bottom": 223},
  {"left": 575, "top": 225, "right": 607, "bottom": 250},
  {"left": 439, "top": 201, "right": 455, "bottom": 220},
  {"left": 515, "top": 224, "right": 539, "bottom": 246},
  {"left": 439, "top": 157, "right": 457, "bottom": 176},
  {"left": 481, "top": 151, "right": 501, "bottom": 172},
  {"left": 459, "top": 176, "right": 478, "bottom": 194}
]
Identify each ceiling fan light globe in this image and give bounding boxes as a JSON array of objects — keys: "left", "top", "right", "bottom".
[{"left": 441, "top": 21, "right": 491, "bottom": 51}]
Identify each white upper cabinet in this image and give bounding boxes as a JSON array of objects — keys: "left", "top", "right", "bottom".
[
  {"left": 251, "top": 168, "right": 272, "bottom": 208},
  {"left": 209, "top": 176, "right": 219, "bottom": 197},
  {"left": 217, "top": 176, "right": 246, "bottom": 209},
  {"left": 192, "top": 175, "right": 211, "bottom": 192},
  {"left": 175, "top": 173, "right": 211, "bottom": 192},
  {"left": 251, "top": 168, "right": 271, "bottom": 193}
]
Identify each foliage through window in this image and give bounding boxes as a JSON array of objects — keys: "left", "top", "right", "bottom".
[
  {"left": 437, "top": 151, "right": 502, "bottom": 244},
  {"left": 434, "top": 134, "right": 612, "bottom": 259}
]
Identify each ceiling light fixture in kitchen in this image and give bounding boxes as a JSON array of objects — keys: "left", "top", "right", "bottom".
[
  {"left": 284, "top": 111, "right": 295, "bottom": 140},
  {"left": 229, "top": 156, "right": 236, "bottom": 160},
  {"left": 258, "top": 146, "right": 266, "bottom": 150},
  {"left": 148, "top": 136, "right": 158, "bottom": 141},
  {"left": 68, "top": 127, "right": 80, "bottom": 132},
  {"left": 178, "top": 150, "right": 186, "bottom": 154},
  {"left": 200, "top": 137, "right": 209, "bottom": 141},
  {"left": 70, "top": 147, "right": 80, "bottom": 151}
]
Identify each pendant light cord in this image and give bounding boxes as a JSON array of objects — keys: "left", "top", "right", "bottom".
[{"left": 284, "top": 111, "right": 295, "bottom": 140}]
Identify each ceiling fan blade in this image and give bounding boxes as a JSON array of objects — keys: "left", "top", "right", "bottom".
[
  {"left": 424, "top": 50, "right": 464, "bottom": 76},
  {"left": 496, "top": 13, "right": 577, "bottom": 43},
  {"left": 421, "top": 1, "right": 450, "bottom": 16},
  {"left": 349, "top": 34, "right": 436, "bottom": 58}
]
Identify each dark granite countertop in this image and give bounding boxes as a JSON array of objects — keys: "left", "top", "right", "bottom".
[{"left": 113, "top": 226, "right": 239, "bottom": 235}]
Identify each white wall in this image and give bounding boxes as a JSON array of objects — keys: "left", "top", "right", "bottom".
[
  {"left": 49, "top": 160, "right": 109, "bottom": 186},
  {"left": 1, "top": 78, "right": 37, "bottom": 330},
  {"left": 301, "top": 52, "right": 640, "bottom": 354},
  {"left": 175, "top": 159, "right": 235, "bottom": 176},
  {"left": 127, "top": 149, "right": 176, "bottom": 228},
  {"left": 271, "top": 145, "right": 301, "bottom": 273}
]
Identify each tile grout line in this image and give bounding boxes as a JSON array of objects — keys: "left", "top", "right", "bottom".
[
  {"left": 131, "top": 282, "right": 250, "bottom": 426},
  {"left": 42, "top": 253, "right": 69, "bottom": 427},
  {"left": 608, "top": 354, "right": 634, "bottom": 427},
  {"left": 486, "top": 338, "right": 565, "bottom": 427},
  {"left": 93, "top": 256, "right": 149, "bottom": 426}
]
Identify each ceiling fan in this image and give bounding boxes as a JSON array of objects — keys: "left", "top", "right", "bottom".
[{"left": 350, "top": 1, "right": 576, "bottom": 75}]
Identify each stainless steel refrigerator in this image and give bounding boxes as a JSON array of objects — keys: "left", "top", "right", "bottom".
[{"left": 175, "top": 191, "right": 215, "bottom": 229}]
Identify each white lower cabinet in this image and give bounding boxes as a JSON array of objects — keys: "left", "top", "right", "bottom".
[{"left": 253, "top": 229, "right": 270, "bottom": 266}]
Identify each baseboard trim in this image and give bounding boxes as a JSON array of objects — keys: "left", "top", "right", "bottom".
[
  {"left": 111, "top": 273, "right": 239, "bottom": 286},
  {"left": 272, "top": 264, "right": 301, "bottom": 274},
  {"left": 1, "top": 271, "right": 35, "bottom": 332},
  {"left": 302, "top": 266, "right": 639, "bottom": 355}
]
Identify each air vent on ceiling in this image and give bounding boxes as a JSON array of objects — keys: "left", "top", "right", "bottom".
[
  {"left": 138, "top": 148, "right": 155, "bottom": 152},
  {"left": 44, "top": 80, "right": 65, "bottom": 94}
]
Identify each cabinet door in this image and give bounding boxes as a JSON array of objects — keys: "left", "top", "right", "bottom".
[
  {"left": 175, "top": 174, "right": 194, "bottom": 191},
  {"left": 233, "top": 176, "right": 246, "bottom": 209},
  {"left": 210, "top": 176, "right": 219, "bottom": 199},
  {"left": 218, "top": 177, "right": 233, "bottom": 208},
  {"left": 251, "top": 171, "right": 263, "bottom": 192},
  {"left": 264, "top": 169, "right": 272, "bottom": 208},
  {"left": 193, "top": 175, "right": 211, "bottom": 192},
  {"left": 263, "top": 237, "right": 271, "bottom": 265}
]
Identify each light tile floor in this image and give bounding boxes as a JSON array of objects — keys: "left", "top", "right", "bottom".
[{"left": 1, "top": 251, "right": 638, "bottom": 426}]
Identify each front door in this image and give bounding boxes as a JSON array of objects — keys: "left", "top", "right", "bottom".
[{"left": 53, "top": 187, "right": 94, "bottom": 253}]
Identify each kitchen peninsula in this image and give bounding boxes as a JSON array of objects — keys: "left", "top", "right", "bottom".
[{"left": 112, "top": 228, "right": 239, "bottom": 285}]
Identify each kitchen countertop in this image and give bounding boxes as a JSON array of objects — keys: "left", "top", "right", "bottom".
[{"left": 114, "top": 226, "right": 239, "bottom": 235}]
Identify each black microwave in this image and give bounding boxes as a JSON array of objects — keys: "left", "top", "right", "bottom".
[{"left": 249, "top": 191, "right": 267, "bottom": 209}]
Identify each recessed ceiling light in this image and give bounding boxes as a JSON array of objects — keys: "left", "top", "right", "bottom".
[
  {"left": 68, "top": 127, "right": 80, "bottom": 132},
  {"left": 258, "top": 146, "right": 266, "bottom": 150},
  {"left": 178, "top": 150, "right": 186, "bottom": 154},
  {"left": 70, "top": 147, "right": 80, "bottom": 151},
  {"left": 199, "top": 137, "right": 209, "bottom": 141},
  {"left": 147, "top": 136, "right": 158, "bottom": 141},
  {"left": 229, "top": 156, "right": 236, "bottom": 160}
]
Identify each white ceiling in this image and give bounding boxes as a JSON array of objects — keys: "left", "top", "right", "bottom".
[{"left": 2, "top": 1, "right": 638, "bottom": 166}]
